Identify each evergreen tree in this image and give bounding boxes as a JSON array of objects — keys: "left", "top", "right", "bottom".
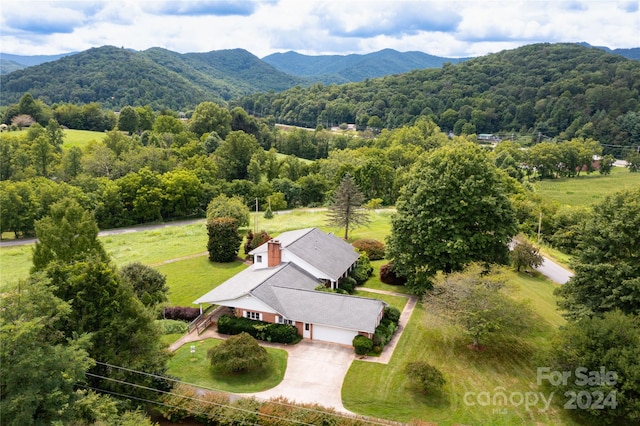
[
  {"left": 327, "top": 173, "right": 370, "bottom": 239},
  {"left": 207, "top": 217, "right": 243, "bottom": 262}
]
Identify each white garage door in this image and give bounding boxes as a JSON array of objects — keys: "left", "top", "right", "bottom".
[{"left": 312, "top": 324, "right": 358, "bottom": 346}]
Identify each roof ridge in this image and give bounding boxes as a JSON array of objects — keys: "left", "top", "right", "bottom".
[{"left": 279, "top": 227, "right": 316, "bottom": 247}]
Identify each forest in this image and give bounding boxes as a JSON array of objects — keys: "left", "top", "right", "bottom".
[{"left": 237, "top": 43, "right": 640, "bottom": 152}]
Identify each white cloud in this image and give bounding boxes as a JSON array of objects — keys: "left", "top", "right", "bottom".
[{"left": 1, "top": 0, "right": 638, "bottom": 57}]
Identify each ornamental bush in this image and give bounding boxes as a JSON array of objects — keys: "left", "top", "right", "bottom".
[
  {"left": 353, "top": 335, "right": 373, "bottom": 355},
  {"left": 163, "top": 306, "right": 200, "bottom": 321},
  {"left": 217, "top": 315, "right": 299, "bottom": 344},
  {"left": 379, "top": 262, "right": 407, "bottom": 285},
  {"left": 384, "top": 306, "right": 401, "bottom": 324},
  {"left": 350, "top": 251, "right": 373, "bottom": 284},
  {"left": 208, "top": 332, "right": 269, "bottom": 374},
  {"left": 404, "top": 361, "right": 446, "bottom": 395},
  {"left": 352, "top": 239, "right": 386, "bottom": 260}
]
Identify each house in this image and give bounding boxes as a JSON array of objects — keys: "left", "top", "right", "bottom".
[{"left": 193, "top": 228, "right": 386, "bottom": 346}]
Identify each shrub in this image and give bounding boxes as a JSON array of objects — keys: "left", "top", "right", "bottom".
[
  {"left": 353, "top": 335, "right": 373, "bottom": 355},
  {"left": 155, "top": 319, "right": 189, "bottom": 335},
  {"left": 379, "top": 262, "right": 407, "bottom": 285},
  {"left": 217, "top": 315, "right": 299, "bottom": 344},
  {"left": 384, "top": 306, "right": 401, "bottom": 324},
  {"left": 340, "top": 276, "right": 357, "bottom": 294},
  {"left": 163, "top": 306, "right": 200, "bottom": 321},
  {"left": 352, "top": 239, "right": 385, "bottom": 260},
  {"left": 404, "top": 361, "right": 446, "bottom": 395},
  {"left": 350, "top": 251, "right": 373, "bottom": 284},
  {"left": 244, "top": 229, "right": 271, "bottom": 256},
  {"left": 208, "top": 332, "right": 269, "bottom": 374}
]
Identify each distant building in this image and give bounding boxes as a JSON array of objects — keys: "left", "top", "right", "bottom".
[{"left": 478, "top": 133, "right": 501, "bottom": 143}]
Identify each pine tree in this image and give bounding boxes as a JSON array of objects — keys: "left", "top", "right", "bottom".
[{"left": 327, "top": 174, "right": 370, "bottom": 239}]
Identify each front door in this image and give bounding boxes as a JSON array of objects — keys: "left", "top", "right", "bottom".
[{"left": 303, "top": 322, "right": 311, "bottom": 339}]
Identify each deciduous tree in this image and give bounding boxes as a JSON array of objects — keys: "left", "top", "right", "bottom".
[
  {"left": 423, "top": 265, "right": 535, "bottom": 349},
  {"left": 32, "top": 197, "right": 109, "bottom": 272},
  {"left": 556, "top": 188, "right": 640, "bottom": 318},
  {"left": 386, "top": 142, "right": 518, "bottom": 294},
  {"left": 206, "top": 194, "right": 250, "bottom": 228},
  {"left": 544, "top": 311, "right": 640, "bottom": 425},
  {"left": 510, "top": 234, "right": 544, "bottom": 272}
]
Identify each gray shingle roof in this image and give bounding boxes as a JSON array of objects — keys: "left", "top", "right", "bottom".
[
  {"left": 194, "top": 228, "right": 383, "bottom": 334},
  {"left": 250, "top": 228, "right": 359, "bottom": 282}
]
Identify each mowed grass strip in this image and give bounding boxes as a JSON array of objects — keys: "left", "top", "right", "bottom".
[
  {"left": 167, "top": 338, "right": 287, "bottom": 393},
  {"left": 532, "top": 166, "right": 640, "bottom": 207}
]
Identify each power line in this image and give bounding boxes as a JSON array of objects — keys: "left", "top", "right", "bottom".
[
  {"left": 85, "top": 372, "right": 316, "bottom": 426},
  {"left": 90, "top": 361, "right": 400, "bottom": 426}
]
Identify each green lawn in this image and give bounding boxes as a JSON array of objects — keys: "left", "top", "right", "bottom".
[
  {"left": 532, "top": 166, "right": 640, "bottom": 207},
  {"left": 167, "top": 338, "right": 288, "bottom": 393},
  {"left": 0, "top": 205, "right": 578, "bottom": 423},
  {"left": 157, "top": 257, "right": 247, "bottom": 307},
  {"left": 342, "top": 270, "right": 575, "bottom": 425}
]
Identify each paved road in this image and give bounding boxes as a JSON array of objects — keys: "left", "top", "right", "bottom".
[
  {"left": 537, "top": 256, "right": 573, "bottom": 284},
  {"left": 0, "top": 218, "right": 205, "bottom": 247}
]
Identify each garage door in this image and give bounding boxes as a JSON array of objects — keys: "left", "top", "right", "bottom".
[{"left": 312, "top": 324, "right": 358, "bottom": 346}]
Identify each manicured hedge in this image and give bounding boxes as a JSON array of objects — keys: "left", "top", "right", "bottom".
[
  {"left": 217, "top": 315, "right": 300, "bottom": 344},
  {"left": 163, "top": 306, "right": 200, "bottom": 321}
]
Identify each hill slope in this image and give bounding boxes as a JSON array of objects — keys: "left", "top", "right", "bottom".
[
  {"left": 262, "top": 49, "right": 469, "bottom": 83},
  {"left": 0, "top": 46, "right": 305, "bottom": 110},
  {"left": 238, "top": 43, "right": 640, "bottom": 148}
]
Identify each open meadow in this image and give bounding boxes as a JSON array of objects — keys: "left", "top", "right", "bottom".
[{"left": 532, "top": 166, "right": 640, "bottom": 207}]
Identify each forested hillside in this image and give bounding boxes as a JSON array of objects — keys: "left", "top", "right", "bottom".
[
  {"left": 238, "top": 43, "right": 640, "bottom": 149},
  {"left": 0, "top": 46, "right": 305, "bottom": 110},
  {"left": 262, "top": 49, "right": 468, "bottom": 84}
]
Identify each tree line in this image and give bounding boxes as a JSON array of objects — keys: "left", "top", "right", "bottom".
[
  {"left": 2, "top": 93, "right": 637, "bottom": 242},
  {"left": 236, "top": 43, "right": 640, "bottom": 152}
]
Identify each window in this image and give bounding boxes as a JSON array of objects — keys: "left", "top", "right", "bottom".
[
  {"left": 245, "top": 311, "right": 261, "bottom": 320},
  {"left": 276, "top": 316, "right": 295, "bottom": 326},
  {"left": 256, "top": 255, "right": 262, "bottom": 263}
]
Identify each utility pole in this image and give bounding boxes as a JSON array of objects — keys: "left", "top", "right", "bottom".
[
  {"left": 254, "top": 198, "right": 258, "bottom": 233},
  {"left": 537, "top": 211, "right": 542, "bottom": 243}
]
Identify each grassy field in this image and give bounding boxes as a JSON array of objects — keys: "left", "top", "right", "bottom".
[
  {"left": 0, "top": 209, "right": 394, "bottom": 287},
  {"left": 531, "top": 166, "right": 640, "bottom": 207},
  {"left": 167, "top": 338, "right": 288, "bottom": 393},
  {"left": 5, "top": 128, "right": 105, "bottom": 148}
]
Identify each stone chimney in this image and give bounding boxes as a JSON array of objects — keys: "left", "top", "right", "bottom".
[{"left": 267, "top": 240, "right": 281, "bottom": 267}]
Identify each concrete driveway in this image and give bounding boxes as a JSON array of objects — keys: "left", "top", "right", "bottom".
[{"left": 245, "top": 340, "right": 355, "bottom": 413}]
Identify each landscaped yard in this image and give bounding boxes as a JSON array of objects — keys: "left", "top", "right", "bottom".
[
  {"left": 343, "top": 270, "right": 573, "bottom": 425},
  {"left": 167, "top": 338, "right": 288, "bottom": 393},
  {"left": 0, "top": 204, "right": 582, "bottom": 424}
]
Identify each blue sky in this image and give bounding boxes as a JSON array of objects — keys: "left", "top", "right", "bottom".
[{"left": 1, "top": 1, "right": 638, "bottom": 58}]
